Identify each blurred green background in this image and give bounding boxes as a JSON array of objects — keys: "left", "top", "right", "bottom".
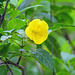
[{"left": 0, "top": 0, "right": 75, "bottom": 75}]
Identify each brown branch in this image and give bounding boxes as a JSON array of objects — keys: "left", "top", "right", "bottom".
[
  {"left": 6, "top": 59, "right": 24, "bottom": 75},
  {"left": 6, "top": 64, "right": 13, "bottom": 75},
  {"left": 0, "top": 63, "right": 5, "bottom": 65},
  {"left": 0, "top": 0, "right": 9, "bottom": 27},
  {"left": 68, "top": 40, "right": 75, "bottom": 55},
  {"left": 17, "top": 51, "right": 22, "bottom": 64},
  {"left": 22, "top": 43, "right": 27, "bottom": 48},
  {"left": 11, "top": 39, "right": 22, "bottom": 47}
]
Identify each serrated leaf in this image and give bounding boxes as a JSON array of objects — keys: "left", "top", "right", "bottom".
[
  {"left": 7, "top": 18, "right": 25, "bottom": 30},
  {"left": 0, "top": 65, "right": 8, "bottom": 75},
  {"left": 32, "top": 49, "right": 54, "bottom": 70}
]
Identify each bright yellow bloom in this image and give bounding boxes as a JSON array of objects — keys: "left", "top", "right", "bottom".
[{"left": 25, "top": 19, "right": 49, "bottom": 44}]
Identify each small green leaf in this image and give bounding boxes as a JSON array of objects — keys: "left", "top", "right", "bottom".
[
  {"left": 32, "top": 49, "right": 54, "bottom": 70},
  {"left": 0, "top": 65, "right": 8, "bottom": 75},
  {"left": 7, "top": 18, "right": 25, "bottom": 30}
]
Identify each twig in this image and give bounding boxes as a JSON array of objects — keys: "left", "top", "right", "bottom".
[
  {"left": 6, "top": 59, "right": 24, "bottom": 75},
  {"left": 17, "top": 38, "right": 23, "bottom": 64},
  {"left": 17, "top": 51, "right": 22, "bottom": 64},
  {"left": 0, "top": 0, "right": 9, "bottom": 27},
  {"left": 0, "top": 63, "right": 5, "bottom": 65},
  {"left": 22, "top": 43, "right": 27, "bottom": 47},
  {"left": 68, "top": 40, "right": 75, "bottom": 55},
  {"left": 63, "top": 33, "right": 75, "bottom": 55},
  {"left": 11, "top": 39, "right": 21, "bottom": 47},
  {"left": 6, "top": 64, "right": 13, "bottom": 75}
]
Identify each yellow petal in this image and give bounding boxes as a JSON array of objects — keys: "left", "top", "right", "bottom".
[
  {"left": 25, "top": 27, "right": 33, "bottom": 40},
  {"left": 41, "top": 20, "right": 49, "bottom": 29}
]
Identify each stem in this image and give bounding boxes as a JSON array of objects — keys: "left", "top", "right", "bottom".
[
  {"left": 17, "top": 51, "right": 22, "bottom": 64},
  {"left": 6, "top": 64, "right": 13, "bottom": 75},
  {"left": 50, "top": 0, "right": 56, "bottom": 75},
  {"left": 68, "top": 40, "right": 75, "bottom": 55},
  {"left": 17, "top": 38, "right": 23, "bottom": 64},
  {"left": 6, "top": 59, "right": 24, "bottom": 75},
  {"left": 0, "top": 0, "right": 9, "bottom": 27}
]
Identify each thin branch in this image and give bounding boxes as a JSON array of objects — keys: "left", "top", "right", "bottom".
[
  {"left": 6, "top": 64, "right": 13, "bottom": 75},
  {"left": 17, "top": 51, "right": 22, "bottom": 64},
  {"left": 17, "top": 38, "right": 23, "bottom": 64},
  {"left": 22, "top": 43, "right": 27, "bottom": 48},
  {"left": 11, "top": 39, "right": 22, "bottom": 47},
  {"left": 6, "top": 59, "right": 25, "bottom": 75},
  {"left": 68, "top": 40, "right": 75, "bottom": 55},
  {"left": 0, "top": 0, "right": 9, "bottom": 27},
  {"left": 0, "top": 63, "right": 5, "bottom": 65}
]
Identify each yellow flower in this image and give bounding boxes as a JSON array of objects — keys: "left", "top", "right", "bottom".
[{"left": 25, "top": 19, "right": 49, "bottom": 44}]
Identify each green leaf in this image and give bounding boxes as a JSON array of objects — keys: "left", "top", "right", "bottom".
[
  {"left": 7, "top": 18, "right": 25, "bottom": 30},
  {"left": 36, "top": 13, "right": 57, "bottom": 23},
  {"left": 16, "top": 29, "right": 26, "bottom": 38},
  {"left": 1, "top": 35, "right": 12, "bottom": 41},
  {"left": 32, "top": 49, "right": 54, "bottom": 70},
  {"left": 10, "top": 0, "right": 18, "bottom": 7},
  {"left": 11, "top": 67, "right": 21, "bottom": 75},
  {"left": 18, "top": 0, "right": 24, "bottom": 7},
  {"left": 20, "top": 5, "right": 44, "bottom": 13},
  {"left": 0, "top": 28, "right": 4, "bottom": 34},
  {"left": 56, "top": 72, "right": 70, "bottom": 75},
  {"left": 49, "top": 23, "right": 75, "bottom": 33},
  {"left": 0, "top": 65, "right": 8, "bottom": 75},
  {"left": 3, "top": 29, "right": 15, "bottom": 34},
  {"left": 44, "top": 34, "right": 61, "bottom": 57},
  {"left": 0, "top": 43, "right": 11, "bottom": 57},
  {"left": 61, "top": 52, "right": 75, "bottom": 63},
  {"left": 10, "top": 10, "right": 19, "bottom": 19}
]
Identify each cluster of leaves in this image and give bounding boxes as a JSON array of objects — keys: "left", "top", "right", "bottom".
[{"left": 0, "top": 0, "right": 75, "bottom": 75}]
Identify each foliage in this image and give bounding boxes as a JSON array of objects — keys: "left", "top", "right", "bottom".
[{"left": 0, "top": 0, "right": 75, "bottom": 75}]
